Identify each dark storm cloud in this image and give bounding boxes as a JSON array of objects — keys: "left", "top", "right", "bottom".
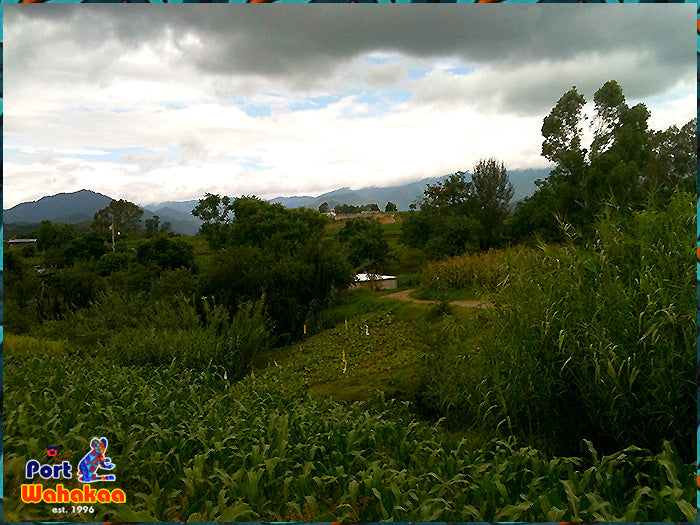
[
  {"left": 6, "top": 5, "right": 692, "bottom": 73},
  {"left": 4, "top": 4, "right": 694, "bottom": 117}
]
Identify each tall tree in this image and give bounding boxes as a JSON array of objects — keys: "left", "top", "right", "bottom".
[
  {"left": 338, "top": 218, "right": 392, "bottom": 273},
  {"left": 191, "top": 193, "right": 235, "bottom": 248},
  {"left": 540, "top": 86, "right": 589, "bottom": 222},
  {"left": 401, "top": 172, "right": 479, "bottom": 258},
  {"left": 93, "top": 199, "right": 144, "bottom": 240},
  {"left": 470, "top": 158, "right": 514, "bottom": 249}
]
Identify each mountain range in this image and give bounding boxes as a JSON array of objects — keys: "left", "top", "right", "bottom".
[{"left": 3, "top": 168, "right": 549, "bottom": 236}]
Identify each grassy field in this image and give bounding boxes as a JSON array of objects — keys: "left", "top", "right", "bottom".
[
  {"left": 3, "top": 194, "right": 695, "bottom": 521},
  {"left": 4, "top": 300, "right": 694, "bottom": 522}
]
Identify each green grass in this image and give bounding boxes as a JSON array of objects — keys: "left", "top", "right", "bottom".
[
  {"left": 409, "top": 286, "right": 483, "bottom": 302},
  {"left": 253, "top": 311, "right": 427, "bottom": 405},
  {"left": 4, "top": 345, "right": 694, "bottom": 522},
  {"left": 4, "top": 195, "right": 694, "bottom": 522}
]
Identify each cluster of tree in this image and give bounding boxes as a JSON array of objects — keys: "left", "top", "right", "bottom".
[
  {"left": 337, "top": 218, "right": 393, "bottom": 274},
  {"left": 401, "top": 158, "right": 514, "bottom": 259},
  {"left": 509, "top": 80, "right": 696, "bottom": 241},
  {"left": 5, "top": 198, "right": 194, "bottom": 330},
  {"left": 401, "top": 80, "right": 695, "bottom": 256},
  {"left": 320, "top": 202, "right": 397, "bottom": 213},
  {"left": 332, "top": 203, "right": 380, "bottom": 214},
  {"left": 193, "top": 194, "right": 354, "bottom": 342},
  {"left": 93, "top": 199, "right": 172, "bottom": 242}
]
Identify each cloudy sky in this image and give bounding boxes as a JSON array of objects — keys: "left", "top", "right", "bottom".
[{"left": 3, "top": 5, "right": 695, "bottom": 209}]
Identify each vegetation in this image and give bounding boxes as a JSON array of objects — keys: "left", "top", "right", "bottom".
[
  {"left": 334, "top": 203, "right": 381, "bottom": 214},
  {"left": 3, "top": 79, "right": 695, "bottom": 521}
]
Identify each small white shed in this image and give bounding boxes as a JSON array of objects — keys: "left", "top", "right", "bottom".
[{"left": 351, "top": 273, "right": 398, "bottom": 291}]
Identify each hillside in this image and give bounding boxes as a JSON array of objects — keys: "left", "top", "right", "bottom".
[
  {"left": 3, "top": 189, "right": 113, "bottom": 224},
  {"left": 4, "top": 168, "right": 549, "bottom": 236}
]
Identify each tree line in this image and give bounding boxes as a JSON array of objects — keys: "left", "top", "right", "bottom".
[
  {"left": 402, "top": 80, "right": 695, "bottom": 258},
  {"left": 5, "top": 79, "right": 694, "bottom": 346}
]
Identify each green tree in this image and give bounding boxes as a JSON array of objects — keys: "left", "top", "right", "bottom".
[
  {"left": 540, "top": 85, "right": 589, "bottom": 224},
  {"left": 470, "top": 158, "right": 514, "bottom": 249},
  {"left": 338, "top": 218, "right": 392, "bottom": 273},
  {"left": 196, "top": 195, "right": 350, "bottom": 341},
  {"left": 136, "top": 236, "right": 194, "bottom": 271},
  {"left": 93, "top": 199, "right": 144, "bottom": 240},
  {"left": 401, "top": 172, "right": 479, "bottom": 258},
  {"left": 319, "top": 202, "right": 329, "bottom": 213},
  {"left": 385, "top": 201, "right": 397, "bottom": 212},
  {"left": 145, "top": 215, "right": 161, "bottom": 237},
  {"left": 191, "top": 193, "right": 235, "bottom": 249},
  {"left": 422, "top": 173, "right": 472, "bottom": 212},
  {"left": 643, "top": 117, "right": 696, "bottom": 203},
  {"left": 37, "top": 220, "right": 76, "bottom": 251},
  {"left": 512, "top": 80, "right": 682, "bottom": 244}
]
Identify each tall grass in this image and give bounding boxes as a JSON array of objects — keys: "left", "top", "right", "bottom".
[
  {"left": 100, "top": 297, "right": 271, "bottom": 381},
  {"left": 421, "top": 191, "right": 695, "bottom": 460},
  {"left": 420, "top": 247, "right": 535, "bottom": 291}
]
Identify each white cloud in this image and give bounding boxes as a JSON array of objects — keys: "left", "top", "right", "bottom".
[{"left": 3, "top": 5, "right": 695, "bottom": 209}]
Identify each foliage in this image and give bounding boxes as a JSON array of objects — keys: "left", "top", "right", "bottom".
[
  {"left": 385, "top": 201, "right": 397, "bottom": 212},
  {"left": 92, "top": 199, "right": 144, "bottom": 240},
  {"left": 144, "top": 215, "right": 172, "bottom": 237},
  {"left": 334, "top": 203, "right": 380, "bottom": 214},
  {"left": 101, "top": 297, "right": 270, "bottom": 381},
  {"left": 36, "top": 220, "right": 76, "bottom": 251},
  {"left": 337, "top": 218, "right": 393, "bottom": 273},
  {"left": 420, "top": 248, "right": 529, "bottom": 290},
  {"left": 420, "top": 191, "right": 695, "bottom": 461},
  {"left": 4, "top": 347, "right": 694, "bottom": 522},
  {"left": 401, "top": 160, "right": 515, "bottom": 258},
  {"left": 191, "top": 193, "right": 235, "bottom": 249},
  {"left": 511, "top": 80, "right": 696, "bottom": 242},
  {"left": 199, "top": 235, "right": 353, "bottom": 342},
  {"left": 135, "top": 235, "right": 195, "bottom": 271},
  {"left": 470, "top": 158, "right": 514, "bottom": 249}
]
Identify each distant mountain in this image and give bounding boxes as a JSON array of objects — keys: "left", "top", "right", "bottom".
[
  {"left": 4, "top": 168, "right": 550, "bottom": 237},
  {"left": 143, "top": 199, "right": 200, "bottom": 216},
  {"left": 268, "top": 195, "right": 316, "bottom": 208},
  {"left": 3, "top": 189, "right": 113, "bottom": 224},
  {"left": 272, "top": 169, "right": 549, "bottom": 212},
  {"left": 4, "top": 189, "right": 203, "bottom": 236},
  {"left": 144, "top": 206, "right": 202, "bottom": 236}
]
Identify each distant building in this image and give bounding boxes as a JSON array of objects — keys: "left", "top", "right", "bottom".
[
  {"left": 351, "top": 272, "right": 398, "bottom": 291},
  {"left": 5, "top": 238, "right": 38, "bottom": 250}
]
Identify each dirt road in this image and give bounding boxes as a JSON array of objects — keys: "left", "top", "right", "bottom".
[{"left": 379, "top": 289, "right": 492, "bottom": 309}]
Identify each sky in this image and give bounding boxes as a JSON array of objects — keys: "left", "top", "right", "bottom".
[{"left": 3, "top": 5, "right": 696, "bottom": 209}]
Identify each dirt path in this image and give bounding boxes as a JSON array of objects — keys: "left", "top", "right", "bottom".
[{"left": 379, "top": 289, "right": 492, "bottom": 309}]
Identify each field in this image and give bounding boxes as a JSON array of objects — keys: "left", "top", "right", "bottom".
[{"left": 3, "top": 192, "right": 696, "bottom": 522}]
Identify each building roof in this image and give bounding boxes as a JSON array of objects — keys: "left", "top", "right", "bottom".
[{"left": 354, "top": 272, "right": 396, "bottom": 282}]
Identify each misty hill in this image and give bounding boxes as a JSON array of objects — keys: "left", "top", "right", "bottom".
[
  {"left": 271, "top": 175, "right": 451, "bottom": 211},
  {"left": 4, "top": 190, "right": 203, "bottom": 236},
  {"left": 4, "top": 168, "right": 549, "bottom": 236},
  {"left": 271, "top": 169, "right": 549, "bottom": 212},
  {"left": 4, "top": 189, "right": 114, "bottom": 224},
  {"left": 143, "top": 206, "right": 202, "bottom": 236}
]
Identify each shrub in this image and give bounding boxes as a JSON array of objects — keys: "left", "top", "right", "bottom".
[
  {"left": 420, "top": 192, "right": 695, "bottom": 461},
  {"left": 100, "top": 297, "right": 271, "bottom": 381}
]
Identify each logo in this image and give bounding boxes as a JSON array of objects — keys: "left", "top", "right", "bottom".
[
  {"left": 21, "top": 437, "right": 126, "bottom": 505},
  {"left": 77, "top": 437, "right": 116, "bottom": 483}
]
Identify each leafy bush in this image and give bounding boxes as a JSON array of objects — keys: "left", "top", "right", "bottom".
[
  {"left": 100, "top": 297, "right": 270, "bottom": 381},
  {"left": 421, "top": 247, "right": 533, "bottom": 290}
]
